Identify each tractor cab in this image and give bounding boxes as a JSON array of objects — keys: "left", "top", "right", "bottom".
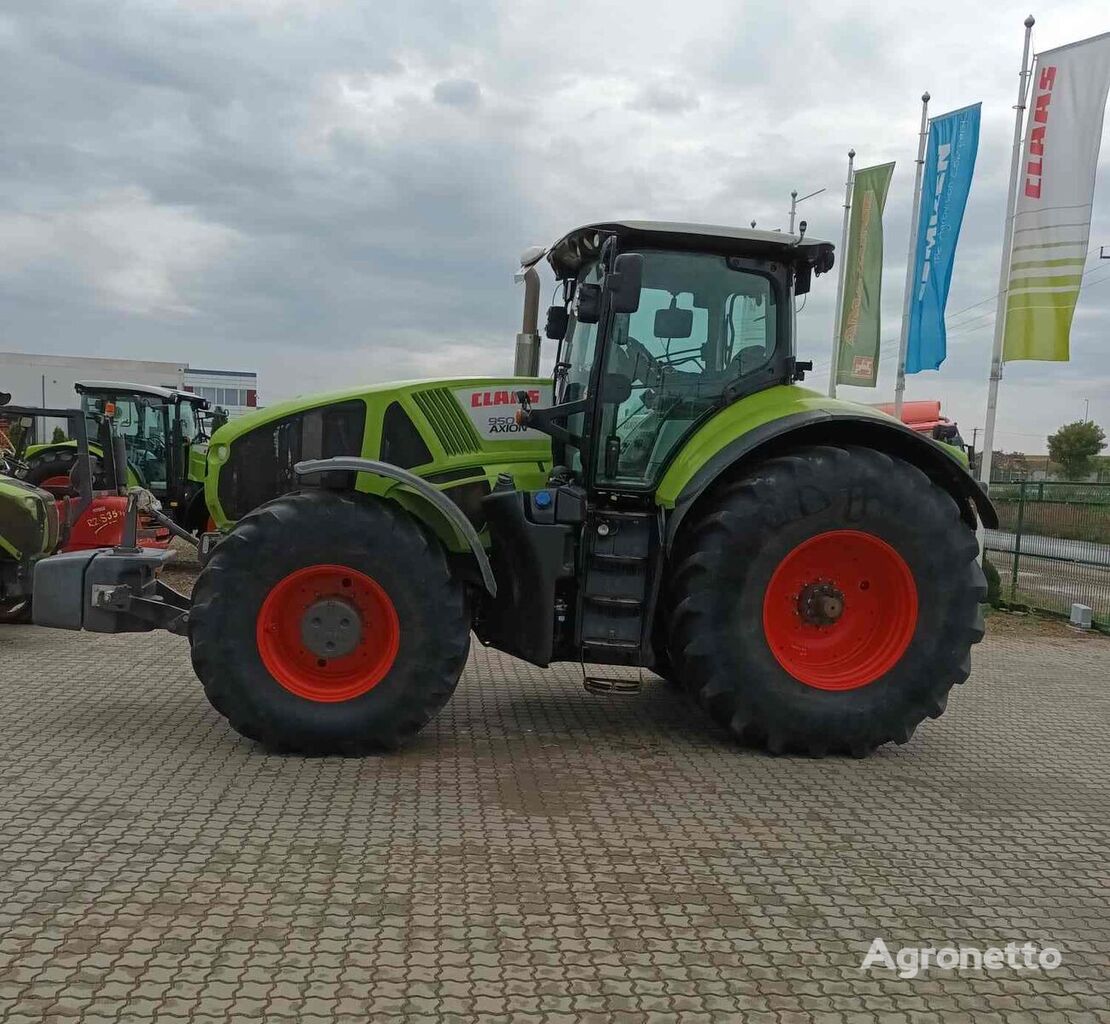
[
  {"left": 519, "top": 221, "right": 834, "bottom": 490},
  {"left": 21, "top": 381, "right": 213, "bottom": 534},
  {"left": 75, "top": 381, "right": 208, "bottom": 496}
]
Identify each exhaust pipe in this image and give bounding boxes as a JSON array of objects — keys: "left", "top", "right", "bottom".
[{"left": 513, "top": 255, "right": 542, "bottom": 377}]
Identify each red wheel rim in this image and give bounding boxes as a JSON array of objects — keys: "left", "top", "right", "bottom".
[
  {"left": 40, "top": 475, "right": 71, "bottom": 491},
  {"left": 762, "top": 530, "right": 918, "bottom": 691},
  {"left": 256, "top": 564, "right": 400, "bottom": 702}
]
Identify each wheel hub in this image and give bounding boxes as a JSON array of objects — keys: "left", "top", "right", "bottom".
[
  {"left": 256, "top": 564, "right": 400, "bottom": 703},
  {"left": 796, "top": 582, "right": 845, "bottom": 626},
  {"left": 762, "top": 530, "right": 919, "bottom": 691},
  {"left": 300, "top": 597, "right": 362, "bottom": 659}
]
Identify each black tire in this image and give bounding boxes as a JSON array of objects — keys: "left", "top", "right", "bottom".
[
  {"left": 668, "top": 445, "right": 985, "bottom": 756},
  {"left": 23, "top": 449, "right": 107, "bottom": 494},
  {"left": 189, "top": 489, "right": 471, "bottom": 754},
  {"left": 0, "top": 599, "right": 32, "bottom": 625}
]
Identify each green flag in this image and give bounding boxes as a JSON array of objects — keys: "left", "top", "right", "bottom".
[{"left": 836, "top": 161, "right": 895, "bottom": 387}]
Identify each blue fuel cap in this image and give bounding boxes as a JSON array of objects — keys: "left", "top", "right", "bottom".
[{"left": 534, "top": 490, "right": 553, "bottom": 509}]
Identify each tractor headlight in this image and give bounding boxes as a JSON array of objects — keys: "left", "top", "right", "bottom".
[{"left": 212, "top": 444, "right": 230, "bottom": 464}]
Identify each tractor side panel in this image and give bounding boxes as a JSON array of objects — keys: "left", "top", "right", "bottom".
[
  {"left": 204, "top": 377, "right": 553, "bottom": 543},
  {"left": 187, "top": 444, "right": 207, "bottom": 485}
]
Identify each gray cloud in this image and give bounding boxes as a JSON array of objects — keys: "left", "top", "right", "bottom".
[
  {"left": 0, "top": 0, "right": 1108, "bottom": 449},
  {"left": 433, "top": 78, "right": 482, "bottom": 109},
  {"left": 626, "top": 82, "right": 700, "bottom": 115}
]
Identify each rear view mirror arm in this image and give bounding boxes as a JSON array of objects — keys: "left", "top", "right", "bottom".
[{"left": 514, "top": 393, "right": 587, "bottom": 447}]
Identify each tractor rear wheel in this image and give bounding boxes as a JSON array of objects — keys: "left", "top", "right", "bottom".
[
  {"left": 668, "top": 445, "right": 985, "bottom": 756},
  {"left": 23, "top": 450, "right": 80, "bottom": 493},
  {"left": 189, "top": 489, "right": 471, "bottom": 754}
]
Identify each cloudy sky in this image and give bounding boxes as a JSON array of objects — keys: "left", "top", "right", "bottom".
[{"left": 2, "top": 0, "right": 1109, "bottom": 453}]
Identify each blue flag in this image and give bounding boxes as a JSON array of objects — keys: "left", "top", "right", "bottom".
[{"left": 906, "top": 102, "right": 981, "bottom": 373}]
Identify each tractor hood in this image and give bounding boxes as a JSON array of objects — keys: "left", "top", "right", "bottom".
[{"left": 205, "top": 377, "right": 554, "bottom": 528}]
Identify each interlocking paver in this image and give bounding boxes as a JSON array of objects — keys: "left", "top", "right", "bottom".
[{"left": 0, "top": 615, "right": 1107, "bottom": 1022}]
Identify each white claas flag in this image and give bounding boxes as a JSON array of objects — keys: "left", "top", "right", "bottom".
[{"left": 1004, "top": 31, "right": 1110, "bottom": 361}]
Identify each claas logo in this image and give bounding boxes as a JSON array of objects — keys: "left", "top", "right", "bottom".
[
  {"left": 470, "top": 389, "right": 540, "bottom": 407},
  {"left": 1024, "top": 65, "right": 1056, "bottom": 199}
]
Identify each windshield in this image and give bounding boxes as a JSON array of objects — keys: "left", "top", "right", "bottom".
[
  {"left": 80, "top": 393, "right": 171, "bottom": 488},
  {"left": 178, "top": 400, "right": 200, "bottom": 443}
]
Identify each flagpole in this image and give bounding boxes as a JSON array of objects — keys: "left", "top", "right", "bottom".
[
  {"left": 979, "top": 15, "right": 1036, "bottom": 488},
  {"left": 828, "top": 148, "right": 856, "bottom": 398},
  {"left": 894, "top": 92, "right": 931, "bottom": 419}
]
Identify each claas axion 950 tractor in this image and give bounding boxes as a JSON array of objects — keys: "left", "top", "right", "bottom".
[{"left": 30, "top": 221, "right": 996, "bottom": 757}]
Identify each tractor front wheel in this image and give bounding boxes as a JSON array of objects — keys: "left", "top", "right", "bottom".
[
  {"left": 189, "top": 490, "right": 471, "bottom": 754},
  {"left": 668, "top": 445, "right": 986, "bottom": 756}
]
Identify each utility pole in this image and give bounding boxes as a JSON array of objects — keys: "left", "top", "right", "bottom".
[{"left": 788, "top": 187, "right": 826, "bottom": 235}]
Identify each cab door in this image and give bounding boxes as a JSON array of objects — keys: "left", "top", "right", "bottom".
[{"left": 590, "top": 250, "right": 784, "bottom": 491}]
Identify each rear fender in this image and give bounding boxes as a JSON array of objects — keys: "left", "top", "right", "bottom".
[
  {"left": 663, "top": 411, "right": 998, "bottom": 549},
  {"left": 295, "top": 457, "right": 497, "bottom": 596}
]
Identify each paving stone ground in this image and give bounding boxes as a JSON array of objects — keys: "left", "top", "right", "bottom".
[{"left": 0, "top": 615, "right": 1107, "bottom": 1023}]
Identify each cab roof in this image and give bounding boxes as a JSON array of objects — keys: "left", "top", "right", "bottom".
[
  {"left": 75, "top": 380, "right": 209, "bottom": 407},
  {"left": 545, "top": 220, "right": 835, "bottom": 279}
]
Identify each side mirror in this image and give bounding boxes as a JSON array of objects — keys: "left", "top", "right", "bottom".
[
  {"left": 575, "top": 283, "right": 602, "bottom": 324},
  {"left": 794, "top": 263, "right": 812, "bottom": 296},
  {"left": 546, "top": 305, "right": 569, "bottom": 340},
  {"left": 654, "top": 306, "right": 693, "bottom": 339},
  {"left": 606, "top": 252, "right": 643, "bottom": 314}
]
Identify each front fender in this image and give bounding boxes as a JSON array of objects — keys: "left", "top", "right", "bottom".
[
  {"left": 661, "top": 407, "right": 997, "bottom": 548},
  {"left": 294, "top": 457, "right": 497, "bottom": 596}
]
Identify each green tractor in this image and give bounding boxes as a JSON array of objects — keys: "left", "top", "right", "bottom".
[
  {"left": 33, "top": 221, "right": 994, "bottom": 756},
  {"left": 20, "top": 381, "right": 219, "bottom": 533}
]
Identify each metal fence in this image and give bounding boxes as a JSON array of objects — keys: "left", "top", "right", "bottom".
[{"left": 984, "top": 480, "right": 1110, "bottom": 627}]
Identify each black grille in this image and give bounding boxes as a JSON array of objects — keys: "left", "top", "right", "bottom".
[{"left": 218, "top": 401, "right": 367, "bottom": 520}]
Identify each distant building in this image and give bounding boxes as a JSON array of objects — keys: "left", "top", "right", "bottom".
[
  {"left": 0, "top": 350, "right": 187, "bottom": 408},
  {"left": 0, "top": 351, "right": 258, "bottom": 425},
  {"left": 183, "top": 367, "right": 258, "bottom": 417}
]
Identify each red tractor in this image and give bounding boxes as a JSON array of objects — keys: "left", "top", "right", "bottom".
[{"left": 0, "top": 400, "right": 174, "bottom": 622}]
